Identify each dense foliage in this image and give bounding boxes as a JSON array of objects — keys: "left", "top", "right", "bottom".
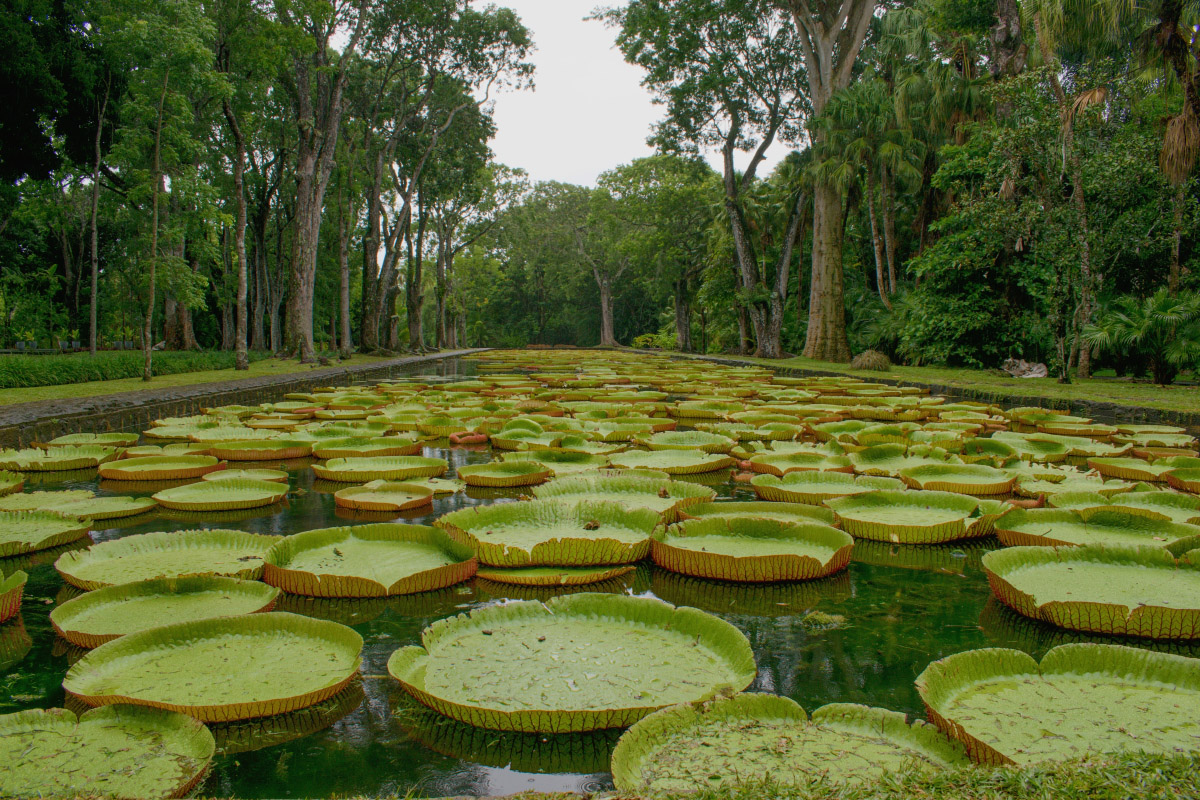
[{"left": 4, "top": 0, "right": 1198, "bottom": 382}]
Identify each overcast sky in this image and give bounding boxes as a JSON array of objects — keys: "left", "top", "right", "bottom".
[{"left": 487, "top": 0, "right": 785, "bottom": 186}]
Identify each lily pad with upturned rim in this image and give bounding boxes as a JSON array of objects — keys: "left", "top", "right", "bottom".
[
  {"left": 436, "top": 499, "right": 658, "bottom": 567},
  {"left": 311, "top": 436, "right": 422, "bottom": 459},
  {"left": 152, "top": 478, "right": 288, "bottom": 511},
  {"left": 826, "top": 490, "right": 994, "bottom": 544},
  {"left": 750, "top": 471, "right": 903, "bottom": 505},
  {"left": 202, "top": 468, "right": 289, "bottom": 483},
  {"left": 1086, "top": 457, "right": 1173, "bottom": 482},
  {"left": 678, "top": 500, "right": 836, "bottom": 526},
  {"left": 982, "top": 544, "right": 1200, "bottom": 639},
  {"left": 54, "top": 529, "right": 278, "bottom": 590},
  {"left": 610, "top": 694, "right": 969, "bottom": 794},
  {"left": 500, "top": 449, "right": 609, "bottom": 476},
  {"left": 0, "top": 470, "right": 23, "bottom": 496},
  {"left": 746, "top": 451, "right": 854, "bottom": 477},
  {"left": 50, "top": 576, "right": 280, "bottom": 648},
  {"left": 634, "top": 430, "right": 736, "bottom": 454},
  {"left": 652, "top": 518, "right": 853, "bottom": 582},
  {"left": 0, "top": 510, "right": 91, "bottom": 557},
  {"left": 312, "top": 455, "right": 448, "bottom": 483},
  {"left": 332, "top": 480, "right": 434, "bottom": 512},
  {"left": 45, "top": 432, "right": 140, "bottom": 448},
  {"left": 206, "top": 440, "right": 313, "bottom": 461},
  {"left": 0, "top": 705, "right": 215, "bottom": 800},
  {"left": 262, "top": 523, "right": 475, "bottom": 597},
  {"left": 916, "top": 643, "right": 1200, "bottom": 765},
  {"left": 387, "top": 593, "right": 755, "bottom": 733},
  {"left": 898, "top": 463, "right": 1017, "bottom": 496},
  {"left": 64, "top": 612, "right": 363, "bottom": 722},
  {"left": 0, "top": 569, "right": 25, "bottom": 623},
  {"left": 457, "top": 461, "right": 552, "bottom": 488},
  {"left": 99, "top": 455, "right": 224, "bottom": 481},
  {"left": 607, "top": 450, "right": 736, "bottom": 475},
  {"left": 994, "top": 508, "right": 1200, "bottom": 549},
  {"left": 530, "top": 473, "right": 715, "bottom": 523},
  {"left": 0, "top": 446, "right": 117, "bottom": 471}
]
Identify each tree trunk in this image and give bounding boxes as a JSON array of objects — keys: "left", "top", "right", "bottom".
[
  {"left": 597, "top": 273, "right": 617, "bottom": 347},
  {"left": 881, "top": 165, "right": 897, "bottom": 293},
  {"left": 89, "top": 80, "right": 109, "bottom": 355},
  {"left": 736, "top": 306, "right": 750, "bottom": 355},
  {"left": 221, "top": 304, "right": 234, "bottom": 350},
  {"left": 144, "top": 70, "right": 169, "bottom": 382},
  {"left": 435, "top": 238, "right": 448, "bottom": 349},
  {"left": 673, "top": 278, "right": 692, "bottom": 352},
  {"left": 1170, "top": 183, "right": 1184, "bottom": 293},
  {"left": 804, "top": 182, "right": 852, "bottom": 361},
  {"left": 988, "top": 0, "right": 1028, "bottom": 80},
  {"left": 223, "top": 99, "right": 250, "bottom": 370},
  {"left": 336, "top": 177, "right": 353, "bottom": 359},
  {"left": 866, "top": 170, "right": 891, "bottom": 309}
]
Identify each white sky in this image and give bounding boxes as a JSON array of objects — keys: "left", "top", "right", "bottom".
[{"left": 487, "top": 0, "right": 784, "bottom": 186}]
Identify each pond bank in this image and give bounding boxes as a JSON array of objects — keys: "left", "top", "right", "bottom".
[{"left": 0, "top": 349, "right": 489, "bottom": 449}]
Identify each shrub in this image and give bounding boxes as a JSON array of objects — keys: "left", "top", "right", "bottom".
[
  {"left": 850, "top": 350, "right": 892, "bottom": 371},
  {"left": 1083, "top": 289, "right": 1200, "bottom": 385},
  {"left": 0, "top": 351, "right": 270, "bottom": 390}
]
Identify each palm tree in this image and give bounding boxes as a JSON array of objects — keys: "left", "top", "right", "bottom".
[{"left": 1083, "top": 289, "right": 1200, "bottom": 384}]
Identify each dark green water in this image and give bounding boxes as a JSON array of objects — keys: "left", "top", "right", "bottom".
[{"left": 2, "top": 361, "right": 1196, "bottom": 798}]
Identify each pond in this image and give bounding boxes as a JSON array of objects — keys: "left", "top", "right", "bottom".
[{"left": 1, "top": 355, "right": 1195, "bottom": 798}]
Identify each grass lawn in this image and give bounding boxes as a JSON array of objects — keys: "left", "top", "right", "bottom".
[
  {"left": 0, "top": 354, "right": 392, "bottom": 407},
  {"left": 704, "top": 354, "right": 1200, "bottom": 415}
]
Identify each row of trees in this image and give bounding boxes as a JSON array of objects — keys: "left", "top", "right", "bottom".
[
  {"left": 3, "top": 0, "right": 532, "bottom": 375},
  {"left": 5, "top": 0, "right": 1198, "bottom": 381}
]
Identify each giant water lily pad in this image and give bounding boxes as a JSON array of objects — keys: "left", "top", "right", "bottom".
[
  {"left": 747, "top": 450, "right": 854, "bottom": 477},
  {"left": 312, "top": 455, "right": 447, "bottom": 482},
  {"left": 46, "top": 432, "right": 140, "bottom": 448},
  {"left": 0, "top": 469, "right": 23, "bottom": 496},
  {"left": 611, "top": 694, "right": 968, "bottom": 794},
  {"left": 436, "top": 499, "right": 658, "bottom": 567},
  {"left": 457, "top": 461, "right": 551, "bottom": 488},
  {"left": 679, "top": 500, "right": 836, "bottom": 526},
  {"left": 51, "top": 576, "right": 280, "bottom": 648},
  {"left": 1094, "top": 491, "right": 1200, "bottom": 525},
  {"left": 0, "top": 510, "right": 91, "bottom": 557},
  {"left": 916, "top": 643, "right": 1200, "bottom": 765},
  {"left": 501, "top": 449, "right": 609, "bottom": 475},
  {"left": 635, "top": 430, "right": 736, "bottom": 453},
  {"left": 898, "top": 463, "right": 1016, "bottom": 496},
  {"left": 607, "top": 450, "right": 735, "bottom": 475},
  {"left": 263, "top": 524, "right": 475, "bottom": 597},
  {"left": 995, "top": 508, "right": 1200, "bottom": 549},
  {"left": 311, "top": 436, "right": 422, "bottom": 459},
  {"left": 206, "top": 440, "right": 313, "bottom": 460},
  {"left": 0, "top": 569, "right": 25, "bottom": 623},
  {"left": 332, "top": 480, "right": 434, "bottom": 512},
  {"left": 0, "top": 490, "right": 157, "bottom": 521},
  {"left": 202, "top": 468, "right": 289, "bottom": 483},
  {"left": 64, "top": 612, "right": 363, "bottom": 722},
  {"left": 531, "top": 473, "right": 714, "bottom": 523},
  {"left": 652, "top": 518, "right": 852, "bottom": 582},
  {"left": 387, "top": 593, "right": 755, "bottom": 733},
  {"left": 55, "top": 529, "right": 278, "bottom": 590},
  {"left": 99, "top": 455, "right": 223, "bottom": 481},
  {"left": 0, "top": 445, "right": 117, "bottom": 471},
  {"left": 751, "top": 472, "right": 902, "bottom": 505},
  {"left": 152, "top": 478, "right": 287, "bottom": 511},
  {"left": 0, "top": 705, "right": 215, "bottom": 799},
  {"left": 826, "top": 491, "right": 996, "bottom": 544},
  {"left": 1087, "top": 457, "right": 1173, "bottom": 482},
  {"left": 982, "top": 544, "right": 1200, "bottom": 639},
  {"left": 849, "top": 444, "right": 960, "bottom": 477}
]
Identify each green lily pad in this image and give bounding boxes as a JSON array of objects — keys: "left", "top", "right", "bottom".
[
  {"left": 751, "top": 472, "right": 903, "bottom": 505},
  {"left": 50, "top": 576, "right": 280, "bottom": 648},
  {"left": 679, "top": 500, "right": 836, "bottom": 526},
  {"left": 1014, "top": 473, "right": 1132, "bottom": 498},
  {"left": 607, "top": 450, "right": 736, "bottom": 475},
  {"left": 1168, "top": 468, "right": 1200, "bottom": 493},
  {"left": 635, "top": 430, "right": 736, "bottom": 453},
  {"left": 611, "top": 694, "right": 969, "bottom": 794},
  {"left": 995, "top": 508, "right": 1200, "bottom": 549},
  {"left": 0, "top": 510, "right": 92, "bottom": 558},
  {"left": 457, "top": 461, "right": 552, "bottom": 488},
  {"left": 0, "top": 445, "right": 117, "bottom": 471},
  {"left": 55, "top": 529, "right": 278, "bottom": 590},
  {"left": 206, "top": 439, "right": 313, "bottom": 460},
  {"left": 263, "top": 523, "right": 475, "bottom": 597},
  {"left": 916, "top": 643, "right": 1200, "bottom": 765},
  {"left": 0, "top": 470, "right": 23, "bottom": 496},
  {"left": 64, "top": 612, "right": 363, "bottom": 722},
  {"left": 982, "top": 544, "right": 1200, "bottom": 639},
  {"left": 0, "top": 569, "right": 25, "bottom": 623},
  {"left": 898, "top": 463, "right": 1017, "bottom": 496},
  {"left": 202, "top": 468, "right": 289, "bottom": 483},
  {"left": 99, "top": 455, "right": 223, "bottom": 481},
  {"left": 311, "top": 455, "right": 447, "bottom": 483},
  {"left": 0, "top": 705, "right": 215, "bottom": 799},
  {"left": 387, "top": 593, "right": 755, "bottom": 732},
  {"left": 436, "top": 499, "right": 658, "bottom": 567},
  {"left": 45, "top": 432, "right": 140, "bottom": 448},
  {"left": 826, "top": 490, "right": 995, "bottom": 544},
  {"left": 652, "top": 517, "right": 852, "bottom": 582},
  {"left": 152, "top": 478, "right": 288, "bottom": 511},
  {"left": 402, "top": 476, "right": 465, "bottom": 495},
  {"left": 1094, "top": 491, "right": 1200, "bottom": 525},
  {"left": 531, "top": 473, "right": 714, "bottom": 522},
  {"left": 501, "top": 449, "right": 609, "bottom": 475},
  {"left": 311, "top": 436, "right": 422, "bottom": 459},
  {"left": 747, "top": 450, "right": 854, "bottom": 477},
  {"left": 1087, "top": 457, "right": 1173, "bottom": 482},
  {"left": 474, "top": 565, "right": 635, "bottom": 586},
  {"left": 0, "top": 489, "right": 93, "bottom": 510},
  {"left": 332, "top": 480, "right": 434, "bottom": 512},
  {"left": 849, "top": 444, "right": 960, "bottom": 477}
]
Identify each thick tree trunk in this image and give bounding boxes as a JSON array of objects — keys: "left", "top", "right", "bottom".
[
  {"left": 223, "top": 100, "right": 250, "bottom": 370},
  {"left": 360, "top": 155, "right": 385, "bottom": 351},
  {"left": 597, "top": 274, "right": 617, "bottom": 347},
  {"left": 736, "top": 307, "right": 750, "bottom": 355},
  {"left": 405, "top": 223, "right": 424, "bottom": 351},
  {"left": 1170, "top": 183, "right": 1184, "bottom": 293},
  {"left": 144, "top": 70, "right": 169, "bottom": 382},
  {"left": 673, "top": 278, "right": 692, "bottom": 353},
  {"left": 336, "top": 181, "right": 352, "bottom": 359},
  {"left": 866, "top": 171, "right": 891, "bottom": 309},
  {"left": 89, "top": 81, "right": 109, "bottom": 355},
  {"left": 803, "top": 182, "right": 852, "bottom": 362},
  {"left": 435, "top": 240, "right": 448, "bottom": 349},
  {"left": 221, "top": 304, "right": 234, "bottom": 350},
  {"left": 988, "top": 0, "right": 1028, "bottom": 80}
]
